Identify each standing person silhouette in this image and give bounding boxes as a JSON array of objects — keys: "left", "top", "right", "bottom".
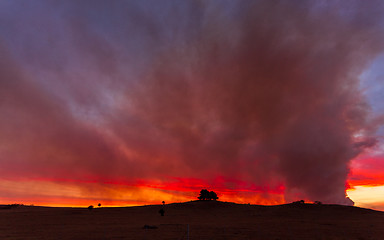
[{"left": 159, "top": 208, "right": 165, "bottom": 216}]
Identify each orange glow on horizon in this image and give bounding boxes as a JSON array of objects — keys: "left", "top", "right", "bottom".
[
  {"left": 0, "top": 177, "right": 285, "bottom": 207},
  {"left": 345, "top": 155, "right": 384, "bottom": 211},
  {"left": 2, "top": 155, "right": 384, "bottom": 210},
  {"left": 347, "top": 185, "right": 384, "bottom": 211}
]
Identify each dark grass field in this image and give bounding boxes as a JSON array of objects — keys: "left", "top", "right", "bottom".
[{"left": 1, "top": 201, "right": 383, "bottom": 239}]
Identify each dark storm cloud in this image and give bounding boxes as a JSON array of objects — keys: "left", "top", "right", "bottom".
[{"left": 0, "top": 0, "right": 383, "bottom": 204}]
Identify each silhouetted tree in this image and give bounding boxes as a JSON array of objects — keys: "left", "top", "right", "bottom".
[
  {"left": 209, "top": 191, "right": 218, "bottom": 201},
  {"left": 88, "top": 205, "right": 94, "bottom": 210},
  {"left": 98, "top": 203, "right": 101, "bottom": 208},
  {"left": 198, "top": 189, "right": 210, "bottom": 200},
  {"left": 198, "top": 189, "right": 219, "bottom": 201}
]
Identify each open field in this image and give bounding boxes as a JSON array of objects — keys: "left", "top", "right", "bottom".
[{"left": 1, "top": 201, "right": 383, "bottom": 239}]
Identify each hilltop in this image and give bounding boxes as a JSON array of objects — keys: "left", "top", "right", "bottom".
[{"left": 1, "top": 201, "right": 383, "bottom": 239}]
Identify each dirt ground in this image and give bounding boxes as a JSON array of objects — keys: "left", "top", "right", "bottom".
[{"left": 1, "top": 201, "right": 383, "bottom": 240}]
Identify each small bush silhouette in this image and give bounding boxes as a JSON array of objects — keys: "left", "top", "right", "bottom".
[
  {"left": 88, "top": 205, "right": 94, "bottom": 210},
  {"left": 8, "top": 203, "right": 24, "bottom": 208},
  {"left": 292, "top": 200, "right": 305, "bottom": 205},
  {"left": 1, "top": 204, "right": 24, "bottom": 210},
  {"left": 198, "top": 189, "right": 219, "bottom": 201}
]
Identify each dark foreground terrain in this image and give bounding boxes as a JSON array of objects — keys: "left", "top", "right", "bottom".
[{"left": 1, "top": 201, "right": 383, "bottom": 239}]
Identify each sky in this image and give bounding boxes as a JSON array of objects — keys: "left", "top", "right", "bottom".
[{"left": 0, "top": 0, "right": 383, "bottom": 209}]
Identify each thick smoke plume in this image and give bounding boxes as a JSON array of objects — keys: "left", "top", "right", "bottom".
[{"left": 0, "top": 0, "right": 383, "bottom": 204}]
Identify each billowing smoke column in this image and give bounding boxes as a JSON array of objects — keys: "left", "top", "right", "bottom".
[
  {"left": 125, "top": 0, "right": 384, "bottom": 204},
  {"left": 0, "top": 0, "right": 383, "bottom": 205}
]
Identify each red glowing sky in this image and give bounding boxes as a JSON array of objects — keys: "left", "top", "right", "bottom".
[{"left": 0, "top": 0, "right": 384, "bottom": 210}]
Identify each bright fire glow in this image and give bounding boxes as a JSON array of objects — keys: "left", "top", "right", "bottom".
[{"left": 347, "top": 185, "right": 384, "bottom": 211}]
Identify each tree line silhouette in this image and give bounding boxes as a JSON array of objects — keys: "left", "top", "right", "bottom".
[{"left": 198, "top": 189, "right": 218, "bottom": 201}]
